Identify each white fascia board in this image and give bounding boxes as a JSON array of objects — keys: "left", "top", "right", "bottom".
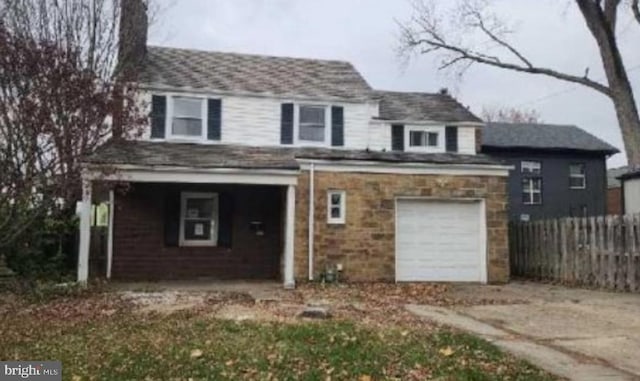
[
  {"left": 138, "top": 83, "right": 372, "bottom": 104},
  {"left": 370, "top": 119, "right": 485, "bottom": 127},
  {"left": 82, "top": 164, "right": 299, "bottom": 186},
  {"left": 297, "top": 159, "right": 512, "bottom": 177}
]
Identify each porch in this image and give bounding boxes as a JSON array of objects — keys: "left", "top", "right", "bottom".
[{"left": 78, "top": 156, "right": 299, "bottom": 288}]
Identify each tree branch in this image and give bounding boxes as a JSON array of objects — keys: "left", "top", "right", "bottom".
[{"left": 633, "top": 0, "right": 640, "bottom": 24}]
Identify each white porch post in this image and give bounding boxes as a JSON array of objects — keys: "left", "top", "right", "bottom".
[
  {"left": 106, "top": 189, "right": 114, "bottom": 279},
  {"left": 284, "top": 184, "right": 296, "bottom": 288},
  {"left": 77, "top": 177, "right": 92, "bottom": 283}
]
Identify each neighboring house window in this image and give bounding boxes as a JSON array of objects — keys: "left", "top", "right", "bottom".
[
  {"left": 171, "top": 96, "right": 205, "bottom": 139},
  {"left": 327, "top": 190, "right": 346, "bottom": 224},
  {"left": 405, "top": 126, "right": 444, "bottom": 152},
  {"left": 409, "top": 131, "right": 438, "bottom": 147},
  {"left": 569, "top": 163, "right": 586, "bottom": 189},
  {"left": 298, "top": 105, "right": 327, "bottom": 143},
  {"left": 521, "top": 160, "right": 541, "bottom": 174},
  {"left": 522, "top": 178, "right": 542, "bottom": 205},
  {"left": 180, "top": 192, "right": 219, "bottom": 246}
]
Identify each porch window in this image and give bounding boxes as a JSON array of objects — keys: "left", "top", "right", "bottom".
[
  {"left": 327, "top": 190, "right": 346, "bottom": 224},
  {"left": 180, "top": 192, "right": 219, "bottom": 246},
  {"left": 569, "top": 163, "right": 586, "bottom": 189},
  {"left": 299, "top": 105, "right": 327, "bottom": 143},
  {"left": 409, "top": 130, "right": 438, "bottom": 147},
  {"left": 172, "top": 97, "right": 204, "bottom": 138}
]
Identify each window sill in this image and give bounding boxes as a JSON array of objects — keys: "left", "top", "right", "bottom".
[{"left": 179, "top": 241, "right": 218, "bottom": 247}]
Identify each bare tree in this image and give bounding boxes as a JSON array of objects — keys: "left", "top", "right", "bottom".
[
  {"left": 482, "top": 106, "right": 542, "bottom": 123},
  {"left": 0, "top": 1, "right": 148, "bottom": 253},
  {"left": 399, "top": 0, "right": 640, "bottom": 167}
]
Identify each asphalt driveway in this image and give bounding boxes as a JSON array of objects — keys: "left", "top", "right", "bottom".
[{"left": 408, "top": 282, "right": 640, "bottom": 381}]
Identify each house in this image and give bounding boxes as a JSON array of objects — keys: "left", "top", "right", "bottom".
[
  {"left": 77, "top": 2, "right": 512, "bottom": 287},
  {"left": 606, "top": 166, "right": 627, "bottom": 215},
  {"left": 619, "top": 168, "right": 640, "bottom": 214},
  {"left": 481, "top": 122, "right": 619, "bottom": 221}
]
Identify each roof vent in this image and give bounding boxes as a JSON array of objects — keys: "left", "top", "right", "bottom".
[{"left": 439, "top": 88, "right": 449, "bottom": 95}]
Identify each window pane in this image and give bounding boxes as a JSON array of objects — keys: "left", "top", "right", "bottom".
[
  {"left": 409, "top": 131, "right": 426, "bottom": 146},
  {"left": 174, "top": 97, "right": 201, "bottom": 118},
  {"left": 172, "top": 118, "right": 202, "bottom": 136},
  {"left": 428, "top": 132, "right": 438, "bottom": 147},
  {"left": 531, "top": 178, "right": 542, "bottom": 191},
  {"left": 331, "top": 206, "right": 341, "bottom": 219},
  {"left": 184, "top": 220, "right": 212, "bottom": 240},
  {"left": 330, "top": 193, "right": 341, "bottom": 206},
  {"left": 299, "top": 125, "right": 325, "bottom": 141},
  {"left": 185, "top": 198, "right": 215, "bottom": 219},
  {"left": 532, "top": 192, "right": 542, "bottom": 204},
  {"left": 570, "top": 164, "right": 585, "bottom": 175},
  {"left": 570, "top": 177, "right": 585, "bottom": 188},
  {"left": 522, "top": 161, "right": 541, "bottom": 174},
  {"left": 300, "top": 106, "right": 325, "bottom": 124}
]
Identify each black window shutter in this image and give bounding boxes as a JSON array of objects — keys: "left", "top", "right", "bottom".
[
  {"left": 218, "top": 192, "right": 233, "bottom": 248},
  {"left": 280, "top": 103, "right": 294, "bottom": 144},
  {"left": 331, "top": 106, "right": 344, "bottom": 146},
  {"left": 164, "top": 190, "right": 180, "bottom": 247},
  {"left": 445, "top": 126, "right": 458, "bottom": 153},
  {"left": 391, "top": 124, "right": 404, "bottom": 151},
  {"left": 207, "top": 99, "right": 222, "bottom": 140},
  {"left": 151, "top": 95, "right": 166, "bottom": 138}
]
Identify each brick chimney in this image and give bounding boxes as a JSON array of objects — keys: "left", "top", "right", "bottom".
[
  {"left": 117, "top": 0, "right": 148, "bottom": 79},
  {"left": 113, "top": 0, "right": 148, "bottom": 139}
]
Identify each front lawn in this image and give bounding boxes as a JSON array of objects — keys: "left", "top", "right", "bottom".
[{"left": 0, "top": 287, "right": 557, "bottom": 380}]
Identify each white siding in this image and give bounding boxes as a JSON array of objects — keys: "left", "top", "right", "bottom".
[
  {"left": 624, "top": 178, "right": 640, "bottom": 214},
  {"left": 139, "top": 90, "right": 372, "bottom": 148},
  {"left": 458, "top": 127, "right": 477, "bottom": 155}
]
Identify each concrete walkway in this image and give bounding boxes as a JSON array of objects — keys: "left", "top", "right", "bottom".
[{"left": 407, "top": 282, "right": 640, "bottom": 381}]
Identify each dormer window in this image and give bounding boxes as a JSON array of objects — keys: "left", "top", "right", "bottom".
[
  {"left": 297, "top": 105, "right": 328, "bottom": 144},
  {"left": 404, "top": 126, "right": 445, "bottom": 153},
  {"left": 170, "top": 96, "right": 205, "bottom": 139}
]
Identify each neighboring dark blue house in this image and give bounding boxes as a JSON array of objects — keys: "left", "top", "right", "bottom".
[{"left": 482, "top": 123, "right": 619, "bottom": 221}]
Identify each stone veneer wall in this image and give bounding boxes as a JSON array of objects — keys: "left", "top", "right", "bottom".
[{"left": 294, "top": 171, "right": 509, "bottom": 283}]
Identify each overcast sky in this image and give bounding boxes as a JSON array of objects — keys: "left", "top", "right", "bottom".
[{"left": 149, "top": 0, "right": 640, "bottom": 168}]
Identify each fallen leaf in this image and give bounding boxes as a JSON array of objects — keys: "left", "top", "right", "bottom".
[
  {"left": 439, "top": 346, "right": 455, "bottom": 357},
  {"left": 359, "top": 375, "right": 372, "bottom": 381},
  {"left": 190, "top": 349, "right": 203, "bottom": 358}
]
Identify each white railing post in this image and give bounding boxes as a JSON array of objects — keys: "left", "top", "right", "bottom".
[
  {"left": 284, "top": 184, "right": 296, "bottom": 288},
  {"left": 77, "top": 177, "right": 92, "bottom": 283}
]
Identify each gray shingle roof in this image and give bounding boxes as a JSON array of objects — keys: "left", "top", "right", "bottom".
[
  {"left": 482, "top": 122, "right": 619, "bottom": 154},
  {"left": 139, "top": 46, "right": 373, "bottom": 101},
  {"left": 84, "top": 141, "right": 503, "bottom": 169},
  {"left": 374, "top": 91, "right": 482, "bottom": 123}
]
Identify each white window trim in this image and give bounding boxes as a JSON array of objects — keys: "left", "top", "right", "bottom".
[
  {"left": 179, "top": 191, "right": 219, "bottom": 247},
  {"left": 166, "top": 95, "right": 208, "bottom": 142},
  {"left": 521, "top": 160, "right": 542, "bottom": 174},
  {"left": 327, "top": 190, "right": 346, "bottom": 224},
  {"left": 522, "top": 178, "right": 542, "bottom": 205},
  {"left": 569, "top": 164, "right": 587, "bottom": 189},
  {"left": 404, "top": 126, "right": 445, "bottom": 153},
  {"left": 294, "top": 103, "right": 331, "bottom": 147}
]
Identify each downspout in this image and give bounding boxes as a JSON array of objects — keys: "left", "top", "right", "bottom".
[{"left": 308, "top": 163, "right": 315, "bottom": 280}]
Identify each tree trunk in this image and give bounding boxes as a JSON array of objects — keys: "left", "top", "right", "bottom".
[{"left": 610, "top": 84, "right": 640, "bottom": 168}]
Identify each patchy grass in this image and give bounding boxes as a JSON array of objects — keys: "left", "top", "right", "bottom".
[{"left": 0, "top": 294, "right": 557, "bottom": 381}]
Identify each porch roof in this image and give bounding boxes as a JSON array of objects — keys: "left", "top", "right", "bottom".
[{"left": 84, "top": 140, "right": 504, "bottom": 170}]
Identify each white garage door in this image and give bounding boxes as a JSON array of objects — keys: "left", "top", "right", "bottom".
[{"left": 396, "top": 199, "right": 486, "bottom": 282}]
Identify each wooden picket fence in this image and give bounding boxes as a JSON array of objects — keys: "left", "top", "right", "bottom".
[{"left": 509, "top": 214, "right": 640, "bottom": 292}]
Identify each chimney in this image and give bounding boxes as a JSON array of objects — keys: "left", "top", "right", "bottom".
[{"left": 118, "top": 0, "right": 148, "bottom": 79}]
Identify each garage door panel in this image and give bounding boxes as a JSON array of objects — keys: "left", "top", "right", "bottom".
[{"left": 396, "top": 199, "right": 484, "bottom": 282}]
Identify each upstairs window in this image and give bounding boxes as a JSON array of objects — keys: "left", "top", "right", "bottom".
[
  {"left": 172, "top": 97, "right": 204, "bottom": 138},
  {"left": 409, "top": 131, "right": 439, "bottom": 147},
  {"left": 569, "top": 163, "right": 586, "bottom": 189},
  {"left": 299, "top": 105, "right": 327, "bottom": 143},
  {"left": 521, "top": 161, "right": 541, "bottom": 174}
]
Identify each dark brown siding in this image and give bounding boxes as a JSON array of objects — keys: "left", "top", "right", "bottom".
[
  {"left": 607, "top": 187, "right": 623, "bottom": 215},
  {"left": 112, "top": 183, "right": 283, "bottom": 280}
]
